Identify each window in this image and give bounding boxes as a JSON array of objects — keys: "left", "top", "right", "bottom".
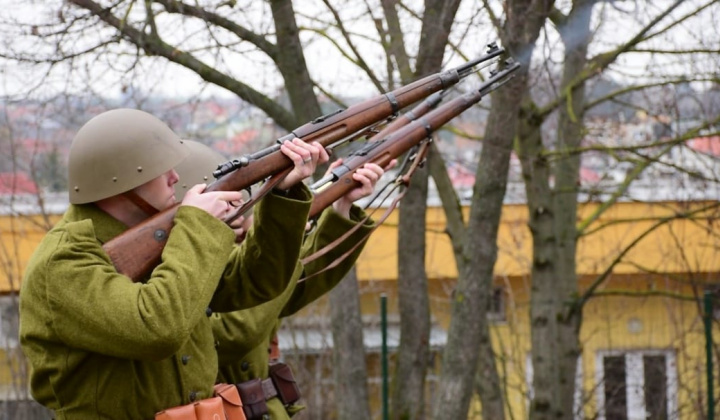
[
  {"left": 487, "top": 287, "right": 506, "bottom": 322},
  {"left": 595, "top": 350, "right": 677, "bottom": 420}
]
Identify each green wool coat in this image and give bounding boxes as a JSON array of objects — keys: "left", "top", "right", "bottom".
[
  {"left": 212, "top": 205, "right": 373, "bottom": 419},
  {"left": 19, "top": 186, "right": 312, "bottom": 420}
]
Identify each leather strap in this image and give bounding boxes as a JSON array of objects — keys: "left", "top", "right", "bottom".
[
  {"left": 297, "top": 139, "right": 431, "bottom": 284},
  {"left": 122, "top": 191, "right": 159, "bottom": 217},
  {"left": 261, "top": 378, "right": 278, "bottom": 400}
]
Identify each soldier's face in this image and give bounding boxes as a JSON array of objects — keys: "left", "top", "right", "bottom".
[{"left": 133, "top": 169, "right": 180, "bottom": 211}]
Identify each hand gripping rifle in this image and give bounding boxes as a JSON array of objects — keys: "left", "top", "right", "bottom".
[{"left": 103, "top": 45, "right": 505, "bottom": 282}]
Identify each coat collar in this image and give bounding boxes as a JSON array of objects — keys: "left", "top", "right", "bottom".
[{"left": 63, "top": 204, "right": 128, "bottom": 245}]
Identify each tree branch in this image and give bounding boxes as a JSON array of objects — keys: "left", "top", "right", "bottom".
[
  {"left": 66, "top": 0, "right": 297, "bottom": 129},
  {"left": 152, "top": 0, "right": 279, "bottom": 59},
  {"left": 320, "top": 0, "right": 385, "bottom": 92}
]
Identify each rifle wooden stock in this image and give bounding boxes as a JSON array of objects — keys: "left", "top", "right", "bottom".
[
  {"left": 103, "top": 48, "right": 505, "bottom": 282},
  {"left": 308, "top": 62, "right": 521, "bottom": 217},
  {"left": 104, "top": 206, "right": 180, "bottom": 283}
]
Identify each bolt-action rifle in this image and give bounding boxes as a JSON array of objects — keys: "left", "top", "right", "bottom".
[
  {"left": 103, "top": 45, "right": 506, "bottom": 282},
  {"left": 308, "top": 61, "right": 521, "bottom": 218}
]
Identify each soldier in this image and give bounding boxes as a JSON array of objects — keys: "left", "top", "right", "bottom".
[
  {"left": 19, "top": 108, "right": 327, "bottom": 419},
  {"left": 173, "top": 140, "right": 389, "bottom": 419}
]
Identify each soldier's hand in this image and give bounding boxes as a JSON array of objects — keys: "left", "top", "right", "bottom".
[
  {"left": 276, "top": 138, "right": 329, "bottom": 191},
  {"left": 331, "top": 159, "right": 396, "bottom": 218},
  {"left": 181, "top": 184, "right": 244, "bottom": 220}
]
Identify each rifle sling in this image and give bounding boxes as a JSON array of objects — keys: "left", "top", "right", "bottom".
[
  {"left": 297, "top": 189, "right": 403, "bottom": 285},
  {"left": 121, "top": 191, "right": 160, "bottom": 217},
  {"left": 298, "top": 140, "right": 430, "bottom": 283}
]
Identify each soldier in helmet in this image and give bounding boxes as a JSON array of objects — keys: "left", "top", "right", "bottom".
[
  {"left": 19, "top": 109, "right": 327, "bottom": 419},
  {"left": 174, "top": 140, "right": 390, "bottom": 420}
]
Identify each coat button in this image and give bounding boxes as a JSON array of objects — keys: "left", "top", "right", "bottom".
[
  {"left": 189, "top": 391, "right": 197, "bottom": 402},
  {"left": 241, "top": 361, "right": 250, "bottom": 371},
  {"left": 215, "top": 341, "right": 220, "bottom": 349},
  {"left": 181, "top": 355, "right": 191, "bottom": 365},
  {"left": 205, "top": 307, "right": 213, "bottom": 317}
]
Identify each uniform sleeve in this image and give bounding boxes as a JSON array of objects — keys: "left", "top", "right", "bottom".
[
  {"left": 41, "top": 206, "right": 235, "bottom": 361},
  {"left": 210, "top": 184, "right": 311, "bottom": 312},
  {"left": 280, "top": 204, "right": 374, "bottom": 317}
]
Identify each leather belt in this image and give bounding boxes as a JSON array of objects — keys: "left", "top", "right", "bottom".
[{"left": 260, "top": 378, "right": 278, "bottom": 400}]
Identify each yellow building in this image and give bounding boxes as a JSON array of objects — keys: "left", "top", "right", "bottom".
[{"left": 1, "top": 199, "right": 719, "bottom": 419}]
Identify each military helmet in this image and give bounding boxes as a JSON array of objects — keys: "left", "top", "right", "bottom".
[
  {"left": 173, "top": 140, "right": 226, "bottom": 201},
  {"left": 68, "top": 108, "right": 189, "bottom": 204}
]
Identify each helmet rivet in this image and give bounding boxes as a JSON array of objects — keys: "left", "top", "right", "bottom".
[
  {"left": 203, "top": 176, "right": 208, "bottom": 181},
  {"left": 74, "top": 186, "right": 79, "bottom": 192},
  {"left": 112, "top": 177, "right": 117, "bottom": 182},
  {"left": 137, "top": 166, "right": 143, "bottom": 172}
]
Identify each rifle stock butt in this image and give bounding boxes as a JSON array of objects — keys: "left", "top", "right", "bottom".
[{"left": 103, "top": 209, "right": 177, "bottom": 282}]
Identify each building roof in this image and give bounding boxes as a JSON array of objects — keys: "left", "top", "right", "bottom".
[{"left": 0, "top": 172, "right": 38, "bottom": 195}]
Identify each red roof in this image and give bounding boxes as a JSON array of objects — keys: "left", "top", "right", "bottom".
[
  {"left": 447, "top": 163, "right": 476, "bottom": 188},
  {"left": 0, "top": 172, "right": 38, "bottom": 194},
  {"left": 689, "top": 136, "right": 720, "bottom": 156},
  {"left": 580, "top": 167, "right": 601, "bottom": 183},
  {"left": 215, "top": 129, "right": 259, "bottom": 155}
]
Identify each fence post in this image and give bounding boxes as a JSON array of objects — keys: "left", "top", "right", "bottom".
[
  {"left": 381, "top": 293, "right": 389, "bottom": 420},
  {"left": 705, "top": 291, "right": 715, "bottom": 420}
]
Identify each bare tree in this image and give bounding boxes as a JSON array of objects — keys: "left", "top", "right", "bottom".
[{"left": 513, "top": 1, "right": 719, "bottom": 418}]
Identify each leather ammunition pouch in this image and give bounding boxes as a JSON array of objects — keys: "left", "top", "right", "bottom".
[
  {"left": 269, "top": 363, "right": 301, "bottom": 406},
  {"left": 155, "top": 397, "right": 224, "bottom": 420},
  {"left": 236, "top": 378, "right": 268, "bottom": 420},
  {"left": 235, "top": 362, "right": 302, "bottom": 419},
  {"left": 154, "top": 384, "right": 246, "bottom": 420},
  {"left": 214, "top": 383, "right": 247, "bottom": 420}
]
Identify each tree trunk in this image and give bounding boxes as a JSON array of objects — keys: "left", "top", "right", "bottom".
[
  {"left": 390, "top": 0, "right": 461, "bottom": 418},
  {"left": 433, "top": 74, "right": 522, "bottom": 420},
  {"left": 393, "top": 164, "right": 431, "bottom": 420},
  {"left": 330, "top": 267, "right": 372, "bottom": 420},
  {"left": 268, "top": 0, "right": 322, "bottom": 126},
  {"left": 432, "top": 1, "right": 554, "bottom": 418},
  {"left": 524, "top": 1, "right": 594, "bottom": 419}
]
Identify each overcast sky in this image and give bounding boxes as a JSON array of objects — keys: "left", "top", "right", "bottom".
[{"left": 0, "top": 0, "right": 717, "bottom": 103}]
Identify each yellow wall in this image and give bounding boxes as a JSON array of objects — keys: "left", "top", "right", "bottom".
[
  {"left": 0, "top": 214, "right": 60, "bottom": 293},
  {"left": 356, "top": 200, "right": 720, "bottom": 281},
  {"left": 3, "top": 201, "right": 717, "bottom": 292}
]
